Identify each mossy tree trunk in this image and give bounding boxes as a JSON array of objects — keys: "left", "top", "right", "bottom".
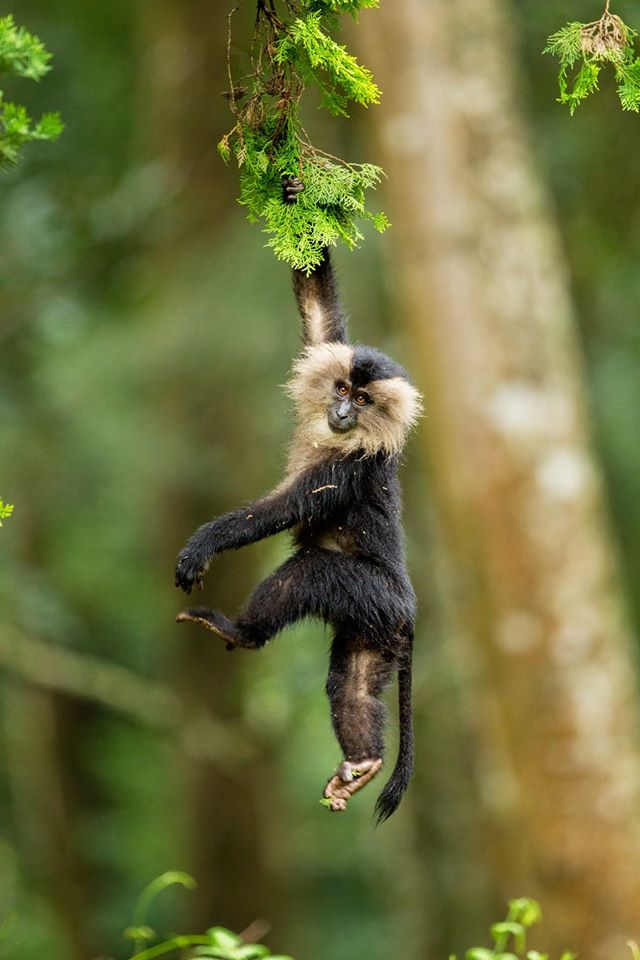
[{"left": 362, "top": 1, "right": 640, "bottom": 956}]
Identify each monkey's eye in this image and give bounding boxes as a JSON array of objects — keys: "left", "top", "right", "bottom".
[
  {"left": 335, "top": 382, "right": 349, "bottom": 398},
  {"left": 354, "top": 392, "right": 370, "bottom": 406}
]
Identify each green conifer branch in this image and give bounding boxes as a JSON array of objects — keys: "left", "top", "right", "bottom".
[
  {"left": 0, "top": 14, "right": 63, "bottom": 170},
  {"left": 219, "top": 0, "right": 387, "bottom": 272},
  {"left": 544, "top": 4, "right": 640, "bottom": 114}
]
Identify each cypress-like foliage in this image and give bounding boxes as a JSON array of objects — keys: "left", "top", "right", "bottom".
[
  {"left": 0, "top": 15, "right": 62, "bottom": 169},
  {"left": 545, "top": 5, "right": 640, "bottom": 114},
  {"left": 219, "top": 0, "right": 388, "bottom": 271}
]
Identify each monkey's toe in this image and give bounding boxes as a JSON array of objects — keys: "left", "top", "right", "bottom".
[
  {"left": 323, "top": 758, "right": 383, "bottom": 812},
  {"left": 176, "top": 608, "right": 238, "bottom": 649}
]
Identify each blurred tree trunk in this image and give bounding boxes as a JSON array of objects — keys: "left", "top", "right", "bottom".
[
  {"left": 361, "top": 1, "right": 640, "bottom": 957},
  {"left": 3, "top": 685, "right": 93, "bottom": 959}
]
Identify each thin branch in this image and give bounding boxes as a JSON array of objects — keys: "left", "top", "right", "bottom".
[{"left": 0, "top": 625, "right": 256, "bottom": 765}]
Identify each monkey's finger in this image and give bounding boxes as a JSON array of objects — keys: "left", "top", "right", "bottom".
[{"left": 175, "top": 575, "right": 193, "bottom": 594}]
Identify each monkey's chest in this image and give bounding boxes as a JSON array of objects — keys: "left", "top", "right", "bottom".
[{"left": 295, "top": 522, "right": 359, "bottom": 556}]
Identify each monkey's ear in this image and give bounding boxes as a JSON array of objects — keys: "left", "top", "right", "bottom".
[{"left": 292, "top": 248, "right": 348, "bottom": 346}]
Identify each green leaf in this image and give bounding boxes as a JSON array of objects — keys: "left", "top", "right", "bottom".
[
  {"left": 545, "top": 13, "right": 640, "bottom": 114},
  {"left": 129, "top": 935, "right": 214, "bottom": 960},
  {"left": 0, "top": 14, "right": 52, "bottom": 80},
  {"left": 543, "top": 22, "right": 583, "bottom": 65},
  {"left": 276, "top": 13, "right": 380, "bottom": 117},
  {"left": 615, "top": 59, "right": 640, "bottom": 110},
  {"left": 0, "top": 17, "right": 62, "bottom": 169},
  {"left": 34, "top": 111, "right": 63, "bottom": 140},
  {"left": 130, "top": 872, "right": 197, "bottom": 938},
  {"left": 235, "top": 946, "right": 270, "bottom": 959},
  {"left": 491, "top": 922, "right": 525, "bottom": 940},
  {"left": 509, "top": 898, "right": 542, "bottom": 928},
  {"left": 206, "top": 928, "right": 243, "bottom": 950},
  {"left": 491, "top": 921, "right": 526, "bottom": 956},
  {"left": 308, "top": 0, "right": 379, "bottom": 16},
  {"left": 558, "top": 60, "right": 600, "bottom": 114},
  {"left": 124, "top": 926, "right": 156, "bottom": 943},
  {"left": 465, "top": 949, "right": 494, "bottom": 960},
  {"left": 218, "top": 136, "right": 231, "bottom": 163}
]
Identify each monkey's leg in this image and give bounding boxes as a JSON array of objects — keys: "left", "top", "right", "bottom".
[
  {"left": 323, "top": 633, "right": 396, "bottom": 813},
  {"left": 177, "top": 548, "right": 333, "bottom": 648},
  {"left": 178, "top": 548, "right": 403, "bottom": 649}
]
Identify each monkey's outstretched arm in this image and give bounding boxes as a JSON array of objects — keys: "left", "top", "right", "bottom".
[{"left": 175, "top": 458, "right": 358, "bottom": 593}]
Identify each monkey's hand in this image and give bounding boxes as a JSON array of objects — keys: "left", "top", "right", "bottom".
[
  {"left": 174, "top": 548, "right": 208, "bottom": 594},
  {"left": 282, "top": 175, "right": 304, "bottom": 204}
]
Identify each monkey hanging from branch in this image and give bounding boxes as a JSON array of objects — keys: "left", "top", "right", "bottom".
[{"left": 175, "top": 181, "right": 421, "bottom": 821}]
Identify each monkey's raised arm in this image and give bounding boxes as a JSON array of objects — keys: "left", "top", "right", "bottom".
[
  {"left": 292, "top": 249, "right": 348, "bottom": 347},
  {"left": 175, "top": 457, "right": 357, "bottom": 593}
]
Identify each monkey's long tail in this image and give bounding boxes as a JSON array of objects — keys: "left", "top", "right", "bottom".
[{"left": 374, "top": 632, "right": 414, "bottom": 824}]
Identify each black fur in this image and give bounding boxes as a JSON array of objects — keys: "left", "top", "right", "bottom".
[
  {"left": 292, "top": 247, "right": 347, "bottom": 345},
  {"left": 175, "top": 252, "right": 417, "bottom": 822},
  {"left": 350, "top": 345, "right": 409, "bottom": 386}
]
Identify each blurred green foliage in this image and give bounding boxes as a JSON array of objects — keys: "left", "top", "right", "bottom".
[
  {"left": 122, "top": 872, "right": 293, "bottom": 960},
  {"left": 456, "top": 899, "right": 575, "bottom": 960},
  {"left": 2, "top": 2, "right": 640, "bottom": 960}
]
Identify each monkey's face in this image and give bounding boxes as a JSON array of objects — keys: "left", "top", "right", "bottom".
[
  {"left": 287, "top": 343, "right": 422, "bottom": 459},
  {"left": 327, "top": 380, "right": 366, "bottom": 434}
]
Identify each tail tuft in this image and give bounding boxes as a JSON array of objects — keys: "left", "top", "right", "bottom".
[{"left": 374, "top": 638, "right": 414, "bottom": 824}]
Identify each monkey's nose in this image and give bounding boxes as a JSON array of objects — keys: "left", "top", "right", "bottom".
[{"left": 328, "top": 403, "right": 357, "bottom": 433}]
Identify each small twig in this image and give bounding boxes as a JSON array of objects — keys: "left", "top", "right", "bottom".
[
  {"left": 226, "top": 2, "right": 244, "bottom": 116},
  {"left": 311, "top": 484, "right": 338, "bottom": 493},
  {"left": 238, "top": 919, "right": 271, "bottom": 944}
]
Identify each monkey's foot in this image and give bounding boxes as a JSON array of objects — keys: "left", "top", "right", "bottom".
[
  {"left": 323, "top": 758, "right": 383, "bottom": 812},
  {"left": 176, "top": 607, "right": 239, "bottom": 650}
]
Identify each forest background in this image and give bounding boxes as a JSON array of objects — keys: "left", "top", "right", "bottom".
[{"left": 3, "top": 1, "right": 640, "bottom": 959}]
